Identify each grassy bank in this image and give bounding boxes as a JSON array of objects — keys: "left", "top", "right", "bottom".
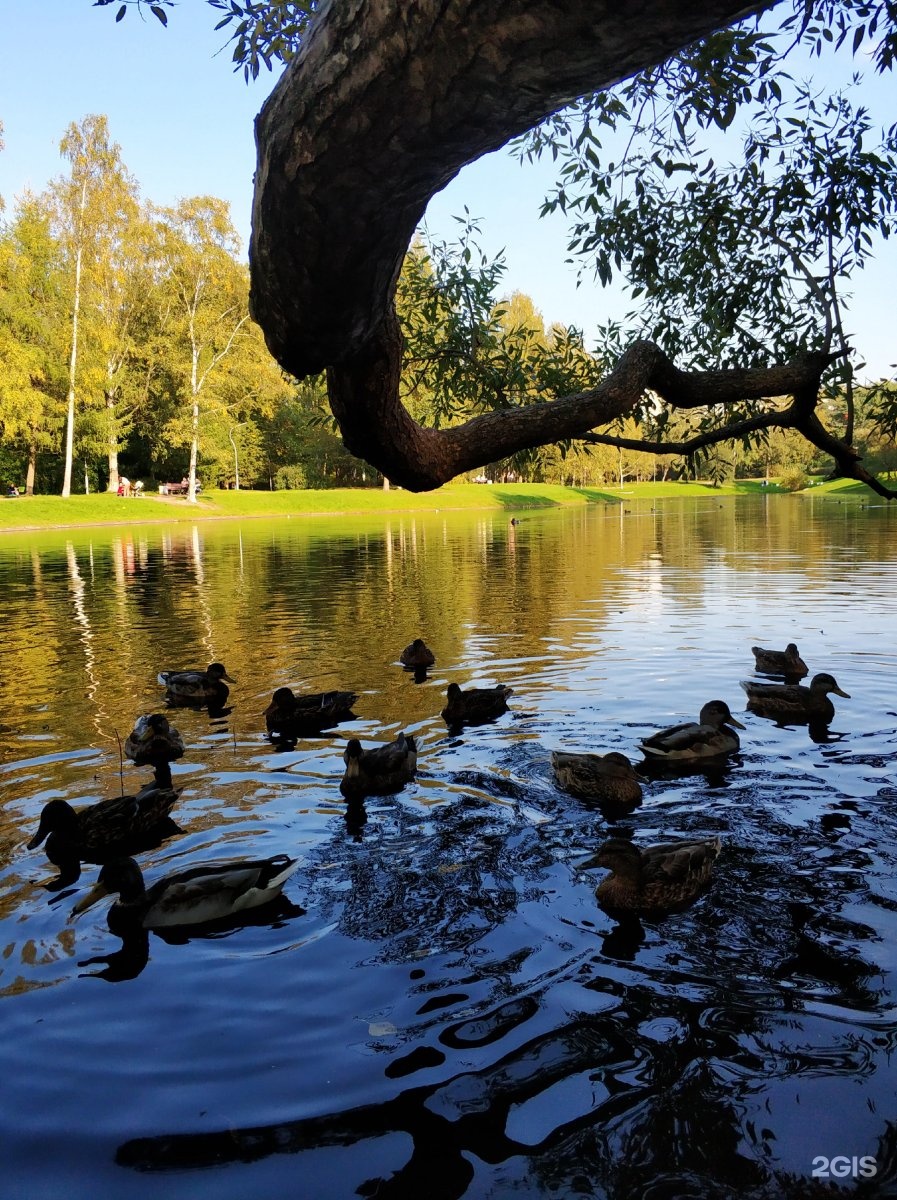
[{"left": 0, "top": 476, "right": 883, "bottom": 533}]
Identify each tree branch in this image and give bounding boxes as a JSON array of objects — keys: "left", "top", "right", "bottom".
[{"left": 248, "top": 0, "right": 895, "bottom": 498}]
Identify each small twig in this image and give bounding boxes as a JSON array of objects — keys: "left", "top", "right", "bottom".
[{"left": 114, "top": 729, "right": 124, "bottom": 797}]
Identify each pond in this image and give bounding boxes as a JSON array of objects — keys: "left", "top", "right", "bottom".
[{"left": 0, "top": 494, "right": 895, "bottom": 1198}]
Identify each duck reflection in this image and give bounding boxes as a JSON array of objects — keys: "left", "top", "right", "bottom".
[{"left": 343, "top": 798, "right": 367, "bottom": 842}]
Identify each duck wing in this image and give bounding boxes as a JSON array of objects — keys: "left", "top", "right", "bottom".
[
  {"left": 641, "top": 838, "right": 720, "bottom": 884},
  {"left": 143, "top": 855, "right": 299, "bottom": 927},
  {"left": 364, "top": 734, "right": 417, "bottom": 774},
  {"left": 640, "top": 720, "right": 701, "bottom": 755}
]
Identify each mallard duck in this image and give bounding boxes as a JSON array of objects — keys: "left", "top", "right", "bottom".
[
  {"left": 27, "top": 784, "right": 180, "bottom": 887},
  {"left": 265, "top": 687, "right": 358, "bottom": 739},
  {"left": 640, "top": 700, "right": 744, "bottom": 762},
  {"left": 751, "top": 642, "right": 809, "bottom": 678},
  {"left": 157, "top": 662, "right": 234, "bottom": 702},
  {"left": 340, "top": 733, "right": 418, "bottom": 799},
  {"left": 124, "top": 714, "right": 185, "bottom": 766},
  {"left": 583, "top": 836, "right": 721, "bottom": 914},
  {"left": 400, "top": 639, "right": 436, "bottom": 669},
  {"left": 551, "top": 751, "right": 643, "bottom": 809},
  {"left": 70, "top": 853, "right": 299, "bottom": 928},
  {"left": 442, "top": 683, "right": 513, "bottom": 727},
  {"left": 740, "top": 672, "right": 850, "bottom": 723}
]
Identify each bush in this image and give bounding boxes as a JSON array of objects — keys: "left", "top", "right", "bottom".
[
  {"left": 275, "top": 464, "right": 308, "bottom": 490},
  {"left": 779, "top": 469, "right": 809, "bottom": 492}
]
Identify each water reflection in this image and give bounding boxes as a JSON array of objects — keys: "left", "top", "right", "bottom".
[{"left": 0, "top": 498, "right": 895, "bottom": 1196}]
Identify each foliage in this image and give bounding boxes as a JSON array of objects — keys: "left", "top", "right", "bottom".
[
  {"left": 0, "top": 198, "right": 68, "bottom": 490},
  {"left": 780, "top": 468, "right": 811, "bottom": 491},
  {"left": 515, "top": 1, "right": 897, "bottom": 476},
  {"left": 93, "top": 0, "right": 319, "bottom": 79}
]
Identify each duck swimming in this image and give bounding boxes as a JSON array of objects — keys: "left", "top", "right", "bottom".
[
  {"left": 124, "top": 715, "right": 185, "bottom": 784},
  {"left": 551, "top": 751, "right": 643, "bottom": 810},
  {"left": 583, "top": 836, "right": 721, "bottom": 915},
  {"left": 71, "top": 853, "right": 299, "bottom": 929},
  {"left": 340, "top": 733, "right": 418, "bottom": 799},
  {"left": 740, "top": 672, "right": 850, "bottom": 724},
  {"left": 751, "top": 643, "right": 809, "bottom": 678},
  {"left": 640, "top": 700, "right": 744, "bottom": 762},
  {"left": 158, "top": 662, "right": 234, "bottom": 704},
  {"left": 442, "top": 683, "right": 512, "bottom": 728},
  {"left": 27, "top": 783, "right": 180, "bottom": 888},
  {"left": 265, "top": 687, "right": 358, "bottom": 739},
  {"left": 400, "top": 639, "right": 436, "bottom": 669}
]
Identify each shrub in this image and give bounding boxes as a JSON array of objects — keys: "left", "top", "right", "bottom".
[
  {"left": 779, "top": 469, "right": 809, "bottom": 492},
  {"left": 275, "top": 464, "right": 308, "bottom": 490}
]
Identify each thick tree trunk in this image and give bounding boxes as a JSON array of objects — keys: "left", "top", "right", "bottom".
[
  {"left": 252, "top": 0, "right": 773, "bottom": 376},
  {"left": 250, "top": 0, "right": 895, "bottom": 499}
]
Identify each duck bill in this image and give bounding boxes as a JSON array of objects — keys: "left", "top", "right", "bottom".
[
  {"left": 70, "top": 881, "right": 110, "bottom": 917},
  {"left": 222, "top": 673, "right": 236, "bottom": 684},
  {"left": 26, "top": 828, "right": 47, "bottom": 851},
  {"left": 834, "top": 687, "right": 851, "bottom": 698},
  {"left": 728, "top": 714, "right": 746, "bottom": 729}
]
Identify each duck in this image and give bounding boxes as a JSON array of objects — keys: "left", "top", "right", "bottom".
[
  {"left": 551, "top": 751, "right": 643, "bottom": 810},
  {"left": 157, "top": 662, "right": 234, "bottom": 703},
  {"left": 583, "top": 836, "right": 721, "bottom": 914},
  {"left": 124, "top": 714, "right": 185, "bottom": 767},
  {"left": 751, "top": 642, "right": 809, "bottom": 678},
  {"left": 442, "top": 683, "right": 513, "bottom": 728},
  {"left": 640, "top": 700, "right": 744, "bottom": 762},
  {"left": 740, "top": 672, "right": 850, "bottom": 724},
  {"left": 264, "top": 687, "right": 358, "bottom": 739},
  {"left": 340, "top": 733, "right": 418, "bottom": 799},
  {"left": 27, "top": 783, "right": 180, "bottom": 887},
  {"left": 400, "top": 638, "right": 436, "bottom": 669},
  {"left": 70, "top": 853, "right": 299, "bottom": 929}
]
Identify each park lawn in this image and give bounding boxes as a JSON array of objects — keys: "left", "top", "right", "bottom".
[
  {"left": 0, "top": 484, "right": 607, "bottom": 530},
  {"left": 3, "top": 476, "right": 882, "bottom": 534}
]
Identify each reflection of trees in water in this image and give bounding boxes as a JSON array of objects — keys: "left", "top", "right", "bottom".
[{"left": 114, "top": 984, "right": 897, "bottom": 1198}]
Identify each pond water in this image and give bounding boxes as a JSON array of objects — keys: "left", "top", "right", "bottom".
[{"left": 0, "top": 495, "right": 895, "bottom": 1199}]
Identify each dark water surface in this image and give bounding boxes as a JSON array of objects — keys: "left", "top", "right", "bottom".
[{"left": 1, "top": 495, "right": 895, "bottom": 1199}]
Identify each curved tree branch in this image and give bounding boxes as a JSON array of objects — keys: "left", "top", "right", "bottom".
[{"left": 249, "top": 0, "right": 893, "bottom": 496}]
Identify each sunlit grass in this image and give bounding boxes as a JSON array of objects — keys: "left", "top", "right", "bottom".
[{"left": 2, "top": 474, "right": 888, "bottom": 532}]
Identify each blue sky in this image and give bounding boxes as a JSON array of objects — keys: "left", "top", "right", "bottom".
[{"left": 1, "top": 0, "right": 893, "bottom": 380}]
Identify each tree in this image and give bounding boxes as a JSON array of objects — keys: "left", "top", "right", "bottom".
[
  {"left": 0, "top": 197, "right": 68, "bottom": 493},
  {"left": 239, "top": 0, "right": 897, "bottom": 494},
  {"left": 86, "top": 179, "right": 155, "bottom": 492},
  {"left": 90, "top": 1, "right": 897, "bottom": 495},
  {"left": 521, "top": 26, "right": 896, "bottom": 483},
  {"left": 153, "top": 197, "right": 252, "bottom": 502},
  {"left": 50, "top": 115, "right": 136, "bottom": 496}
]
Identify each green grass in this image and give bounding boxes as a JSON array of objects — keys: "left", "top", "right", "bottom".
[{"left": 3, "top": 474, "right": 887, "bottom": 533}]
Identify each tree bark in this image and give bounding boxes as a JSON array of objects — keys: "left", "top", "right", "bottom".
[
  {"left": 107, "top": 391, "right": 120, "bottom": 493},
  {"left": 250, "top": 0, "right": 894, "bottom": 498}
]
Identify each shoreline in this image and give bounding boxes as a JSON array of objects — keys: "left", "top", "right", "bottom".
[{"left": 0, "top": 478, "right": 875, "bottom": 535}]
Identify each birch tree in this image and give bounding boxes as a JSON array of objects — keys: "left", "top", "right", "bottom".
[
  {"left": 0, "top": 197, "right": 67, "bottom": 493},
  {"left": 50, "top": 115, "right": 135, "bottom": 496},
  {"left": 155, "top": 197, "right": 251, "bottom": 502}
]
